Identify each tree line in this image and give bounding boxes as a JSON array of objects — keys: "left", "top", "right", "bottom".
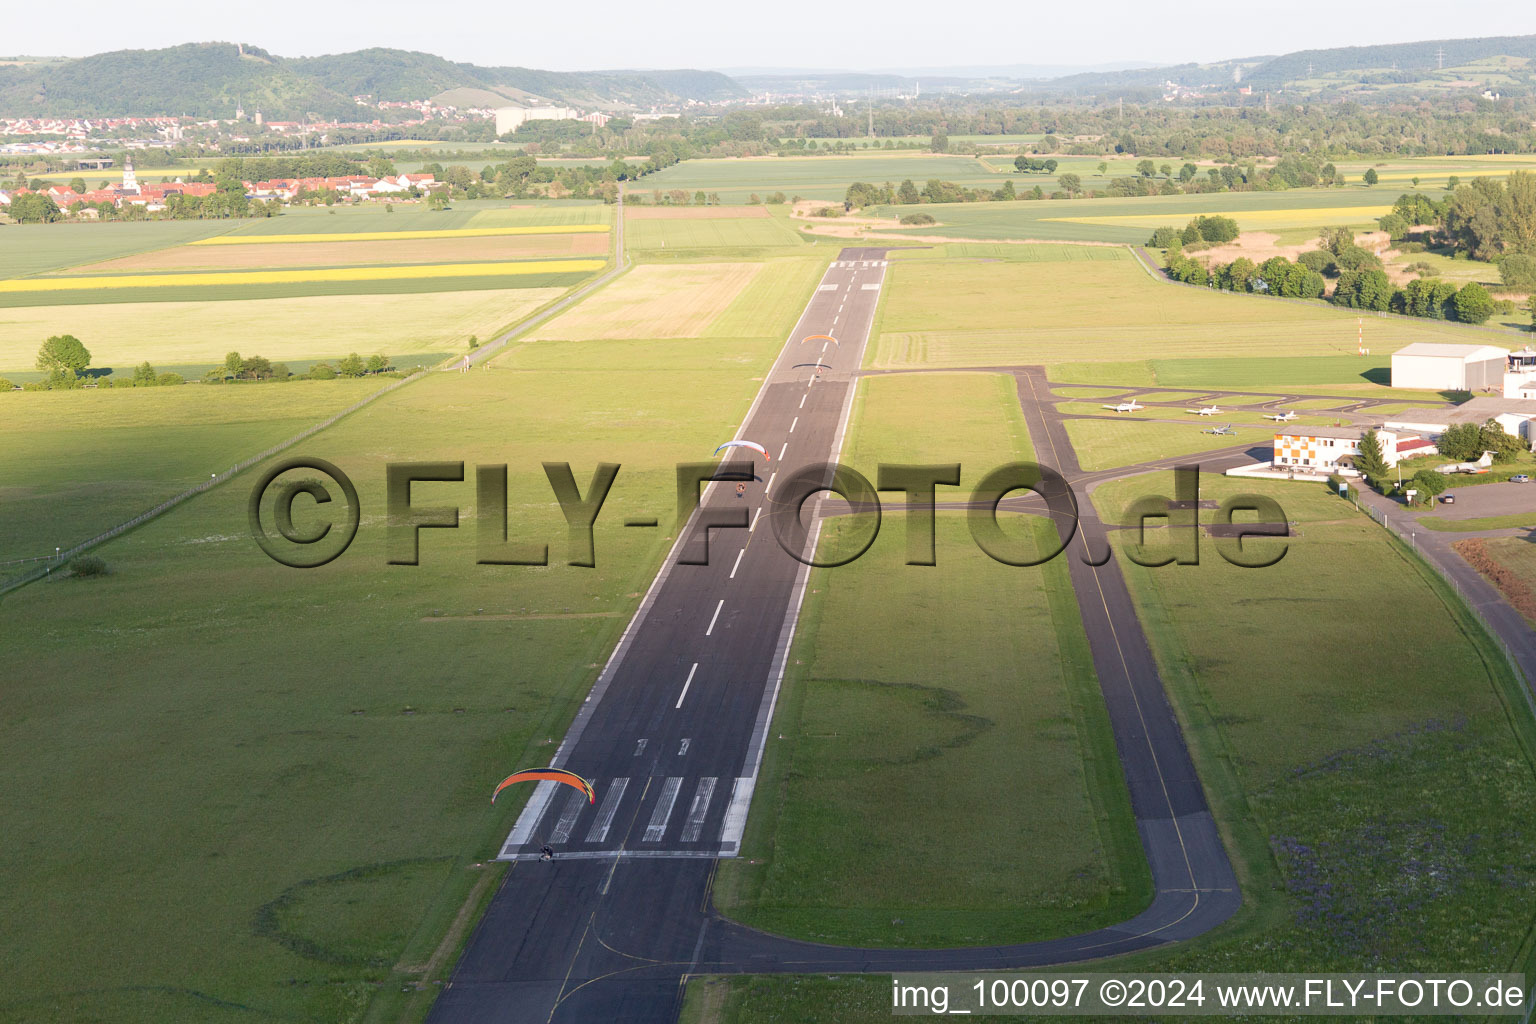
[
  {"left": 1159, "top": 225, "right": 1532, "bottom": 326},
  {"left": 2, "top": 335, "right": 399, "bottom": 392}
]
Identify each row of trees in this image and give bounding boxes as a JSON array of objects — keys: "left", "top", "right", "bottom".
[
  {"left": 1163, "top": 252, "right": 1510, "bottom": 325},
  {"left": 3, "top": 336, "right": 400, "bottom": 393},
  {"left": 845, "top": 178, "right": 1062, "bottom": 208},
  {"left": 219, "top": 350, "right": 391, "bottom": 382},
  {"left": 1159, "top": 225, "right": 1522, "bottom": 324}
]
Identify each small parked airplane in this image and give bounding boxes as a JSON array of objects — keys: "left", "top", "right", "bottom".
[
  {"left": 1265, "top": 410, "right": 1297, "bottom": 422},
  {"left": 1102, "top": 400, "right": 1143, "bottom": 413},
  {"left": 1185, "top": 405, "right": 1224, "bottom": 416},
  {"left": 1202, "top": 423, "right": 1237, "bottom": 435}
]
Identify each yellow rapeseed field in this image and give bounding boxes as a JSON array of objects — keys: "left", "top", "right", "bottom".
[
  {"left": 190, "top": 225, "right": 610, "bottom": 245},
  {"left": 0, "top": 259, "right": 607, "bottom": 293}
]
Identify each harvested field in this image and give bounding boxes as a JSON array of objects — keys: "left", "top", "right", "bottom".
[
  {"left": 56, "top": 232, "right": 611, "bottom": 274},
  {"left": 531, "top": 262, "right": 762, "bottom": 340}
]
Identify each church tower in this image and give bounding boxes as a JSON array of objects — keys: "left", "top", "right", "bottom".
[{"left": 122, "top": 157, "right": 139, "bottom": 194}]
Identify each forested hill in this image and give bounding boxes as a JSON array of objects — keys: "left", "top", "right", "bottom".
[
  {"left": 0, "top": 43, "right": 745, "bottom": 119},
  {"left": 1038, "top": 33, "right": 1536, "bottom": 96},
  {"left": 1244, "top": 34, "right": 1536, "bottom": 87}
]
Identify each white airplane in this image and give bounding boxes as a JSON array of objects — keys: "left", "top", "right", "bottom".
[
  {"left": 1265, "top": 410, "right": 1297, "bottom": 422},
  {"left": 1202, "top": 423, "right": 1237, "bottom": 436},
  {"left": 1102, "top": 400, "right": 1143, "bottom": 413},
  {"left": 1186, "top": 405, "right": 1223, "bottom": 416}
]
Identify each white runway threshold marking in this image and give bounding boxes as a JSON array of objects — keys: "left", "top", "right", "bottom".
[
  {"left": 705, "top": 600, "right": 724, "bottom": 636},
  {"left": 729, "top": 548, "right": 745, "bottom": 579},
  {"left": 502, "top": 780, "right": 556, "bottom": 853},
  {"left": 680, "top": 777, "right": 717, "bottom": 843},
  {"left": 644, "top": 776, "right": 683, "bottom": 841},
  {"left": 584, "top": 777, "right": 628, "bottom": 843},
  {"left": 676, "top": 662, "right": 698, "bottom": 708},
  {"left": 549, "top": 789, "right": 587, "bottom": 844}
]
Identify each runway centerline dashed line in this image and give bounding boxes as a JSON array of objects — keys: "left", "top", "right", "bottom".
[
  {"left": 778, "top": 442, "right": 788, "bottom": 460},
  {"left": 750, "top": 506, "right": 762, "bottom": 532},
  {"left": 729, "top": 548, "right": 745, "bottom": 579},
  {"left": 789, "top": 416, "right": 798, "bottom": 432},
  {"left": 675, "top": 662, "right": 698, "bottom": 709},
  {"left": 764, "top": 470, "right": 776, "bottom": 495},
  {"left": 799, "top": 394, "right": 806, "bottom": 408},
  {"left": 705, "top": 601, "right": 723, "bottom": 637}
]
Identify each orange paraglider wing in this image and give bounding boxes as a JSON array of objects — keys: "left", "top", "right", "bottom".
[{"left": 492, "top": 768, "right": 595, "bottom": 804}]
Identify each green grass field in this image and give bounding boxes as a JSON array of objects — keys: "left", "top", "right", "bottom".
[
  {"left": 0, "top": 221, "right": 233, "bottom": 278},
  {"left": 684, "top": 476, "right": 1536, "bottom": 1023},
  {"left": 0, "top": 287, "right": 566, "bottom": 371},
  {"left": 1419, "top": 512, "right": 1536, "bottom": 532},
  {"left": 0, "top": 316, "right": 793, "bottom": 1023},
  {"left": 713, "top": 372, "right": 1149, "bottom": 947},
  {"left": 1062, "top": 418, "right": 1270, "bottom": 471},
  {"left": 867, "top": 248, "right": 1527, "bottom": 386},
  {"left": 865, "top": 186, "right": 1417, "bottom": 244},
  {"left": 624, "top": 209, "right": 808, "bottom": 254},
  {"left": 628, "top": 153, "right": 1015, "bottom": 202},
  {"left": 0, "top": 379, "right": 388, "bottom": 564}
]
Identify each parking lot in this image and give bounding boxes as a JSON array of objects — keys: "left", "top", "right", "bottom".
[{"left": 1419, "top": 479, "right": 1536, "bottom": 520}]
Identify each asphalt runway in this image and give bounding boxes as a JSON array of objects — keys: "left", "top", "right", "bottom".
[{"left": 431, "top": 258, "right": 1242, "bottom": 1024}]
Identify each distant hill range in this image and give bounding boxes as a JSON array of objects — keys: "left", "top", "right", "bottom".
[
  {"left": 1, "top": 33, "right": 1532, "bottom": 119},
  {"left": 1033, "top": 33, "right": 1536, "bottom": 95},
  {"left": 738, "top": 33, "right": 1536, "bottom": 98},
  {"left": 0, "top": 42, "right": 745, "bottom": 119}
]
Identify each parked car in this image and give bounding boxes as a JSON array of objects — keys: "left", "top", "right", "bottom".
[
  {"left": 1441, "top": 494, "right": 1456, "bottom": 504},
  {"left": 1511, "top": 474, "right": 1531, "bottom": 483}
]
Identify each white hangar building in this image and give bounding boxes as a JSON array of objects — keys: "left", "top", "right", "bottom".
[{"left": 1390, "top": 342, "right": 1509, "bottom": 392}]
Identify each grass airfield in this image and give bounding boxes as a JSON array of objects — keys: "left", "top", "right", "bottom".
[{"left": 0, "top": 222, "right": 824, "bottom": 1022}]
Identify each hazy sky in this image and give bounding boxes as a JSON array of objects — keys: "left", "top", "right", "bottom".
[{"left": 9, "top": 2, "right": 1534, "bottom": 72}]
